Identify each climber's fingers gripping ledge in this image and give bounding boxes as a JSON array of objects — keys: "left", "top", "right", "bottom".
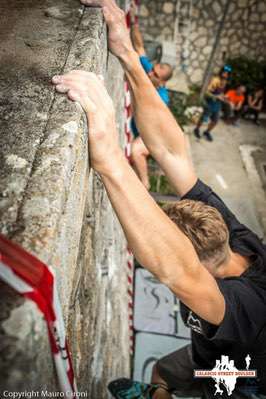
[
  {"left": 51, "top": 70, "right": 122, "bottom": 175},
  {"left": 52, "top": 71, "right": 111, "bottom": 113},
  {"left": 81, "top": 0, "right": 134, "bottom": 58},
  {"left": 102, "top": 5, "right": 134, "bottom": 58}
]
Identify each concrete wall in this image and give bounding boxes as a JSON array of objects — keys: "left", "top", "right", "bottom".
[
  {"left": 139, "top": 0, "right": 266, "bottom": 84},
  {"left": 0, "top": 1, "right": 130, "bottom": 397}
]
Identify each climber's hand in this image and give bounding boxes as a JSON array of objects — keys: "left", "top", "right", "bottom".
[
  {"left": 52, "top": 70, "right": 113, "bottom": 114},
  {"left": 103, "top": 3, "right": 134, "bottom": 57},
  {"left": 81, "top": 0, "right": 134, "bottom": 58},
  {"left": 52, "top": 70, "right": 122, "bottom": 174}
]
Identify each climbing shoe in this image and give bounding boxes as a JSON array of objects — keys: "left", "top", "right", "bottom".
[{"left": 108, "top": 378, "right": 161, "bottom": 399}]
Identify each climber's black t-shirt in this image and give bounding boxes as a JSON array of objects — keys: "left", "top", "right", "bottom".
[{"left": 180, "top": 179, "right": 266, "bottom": 395}]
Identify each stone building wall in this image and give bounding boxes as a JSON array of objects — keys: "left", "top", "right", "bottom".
[
  {"left": 0, "top": 1, "right": 130, "bottom": 398},
  {"left": 139, "top": 0, "right": 266, "bottom": 85},
  {"left": 139, "top": 1, "right": 176, "bottom": 41}
]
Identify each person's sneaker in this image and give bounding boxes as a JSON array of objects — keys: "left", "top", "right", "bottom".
[
  {"left": 193, "top": 127, "right": 201, "bottom": 139},
  {"left": 203, "top": 131, "right": 213, "bottom": 142},
  {"left": 108, "top": 378, "right": 160, "bottom": 398}
]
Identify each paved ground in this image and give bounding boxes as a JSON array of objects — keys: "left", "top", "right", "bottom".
[{"left": 187, "top": 118, "right": 266, "bottom": 240}]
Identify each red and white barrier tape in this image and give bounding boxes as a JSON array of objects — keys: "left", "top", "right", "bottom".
[
  {"left": 124, "top": 0, "right": 134, "bottom": 160},
  {"left": 0, "top": 234, "right": 77, "bottom": 395},
  {"left": 126, "top": 247, "right": 135, "bottom": 355},
  {"left": 124, "top": 81, "right": 132, "bottom": 160},
  {"left": 124, "top": 0, "right": 139, "bottom": 355}
]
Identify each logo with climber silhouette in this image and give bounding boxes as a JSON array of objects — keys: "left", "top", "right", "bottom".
[{"left": 194, "top": 355, "right": 257, "bottom": 396}]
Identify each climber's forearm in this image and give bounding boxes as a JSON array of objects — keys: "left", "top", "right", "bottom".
[
  {"left": 131, "top": 25, "right": 145, "bottom": 55},
  {"left": 121, "top": 51, "right": 185, "bottom": 157},
  {"left": 120, "top": 50, "right": 197, "bottom": 196},
  {"left": 99, "top": 152, "right": 199, "bottom": 286}
]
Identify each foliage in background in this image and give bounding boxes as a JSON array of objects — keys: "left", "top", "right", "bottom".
[
  {"left": 227, "top": 57, "right": 266, "bottom": 92},
  {"left": 186, "top": 84, "right": 202, "bottom": 107},
  {"left": 149, "top": 174, "right": 176, "bottom": 195},
  {"left": 168, "top": 86, "right": 203, "bottom": 129},
  {"left": 148, "top": 158, "right": 176, "bottom": 195},
  {"left": 168, "top": 91, "right": 189, "bottom": 128}
]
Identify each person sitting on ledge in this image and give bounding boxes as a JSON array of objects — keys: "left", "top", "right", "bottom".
[
  {"left": 53, "top": 1, "right": 266, "bottom": 398},
  {"left": 223, "top": 85, "right": 246, "bottom": 126},
  {"left": 243, "top": 88, "right": 264, "bottom": 126}
]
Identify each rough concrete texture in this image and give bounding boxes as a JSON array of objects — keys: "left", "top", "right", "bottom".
[{"left": 0, "top": 0, "right": 130, "bottom": 396}]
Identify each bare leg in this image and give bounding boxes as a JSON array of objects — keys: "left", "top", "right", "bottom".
[
  {"left": 202, "top": 120, "right": 217, "bottom": 142},
  {"left": 131, "top": 137, "right": 150, "bottom": 190},
  {"left": 194, "top": 114, "right": 204, "bottom": 138},
  {"left": 151, "top": 364, "right": 172, "bottom": 399},
  {"left": 196, "top": 118, "right": 203, "bottom": 129}
]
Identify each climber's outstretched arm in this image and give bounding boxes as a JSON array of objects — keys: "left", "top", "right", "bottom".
[
  {"left": 80, "top": 0, "right": 197, "bottom": 197},
  {"left": 131, "top": 24, "right": 146, "bottom": 56},
  {"left": 51, "top": 71, "right": 225, "bottom": 326},
  {"left": 123, "top": 51, "right": 197, "bottom": 197}
]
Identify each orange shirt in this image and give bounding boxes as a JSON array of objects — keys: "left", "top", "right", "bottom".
[{"left": 226, "top": 90, "right": 245, "bottom": 106}]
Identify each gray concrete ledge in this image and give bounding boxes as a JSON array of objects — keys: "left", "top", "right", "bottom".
[{"left": 0, "top": 1, "right": 130, "bottom": 395}]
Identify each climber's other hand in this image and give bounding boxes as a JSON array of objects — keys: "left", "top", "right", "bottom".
[
  {"left": 80, "top": 0, "right": 134, "bottom": 58},
  {"left": 52, "top": 70, "right": 121, "bottom": 174},
  {"left": 102, "top": 3, "right": 134, "bottom": 57}
]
